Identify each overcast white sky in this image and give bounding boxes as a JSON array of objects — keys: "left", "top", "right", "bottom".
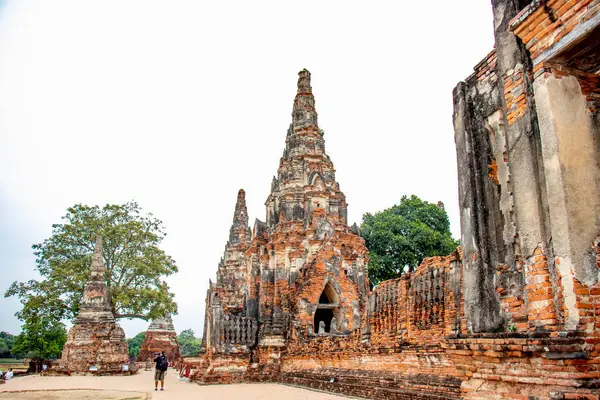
[{"left": 0, "top": 1, "right": 495, "bottom": 337}]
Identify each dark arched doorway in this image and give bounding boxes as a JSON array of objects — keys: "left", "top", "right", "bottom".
[
  {"left": 314, "top": 308, "right": 334, "bottom": 333},
  {"left": 314, "top": 282, "right": 340, "bottom": 333}
]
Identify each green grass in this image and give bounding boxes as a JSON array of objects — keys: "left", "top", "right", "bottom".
[
  {"left": 0, "top": 358, "right": 24, "bottom": 364},
  {"left": 0, "top": 358, "right": 27, "bottom": 371}
]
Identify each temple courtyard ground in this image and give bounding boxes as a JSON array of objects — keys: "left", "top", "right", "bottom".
[{"left": 0, "top": 369, "right": 350, "bottom": 399}]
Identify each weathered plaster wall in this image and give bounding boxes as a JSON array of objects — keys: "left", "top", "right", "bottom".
[
  {"left": 534, "top": 71, "right": 600, "bottom": 329},
  {"left": 453, "top": 51, "right": 514, "bottom": 333}
]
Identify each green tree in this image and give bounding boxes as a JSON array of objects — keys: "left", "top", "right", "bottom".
[
  {"left": 0, "top": 332, "right": 16, "bottom": 358},
  {"left": 360, "top": 195, "right": 458, "bottom": 286},
  {"left": 178, "top": 329, "right": 201, "bottom": 357},
  {"left": 5, "top": 202, "right": 178, "bottom": 324},
  {"left": 11, "top": 317, "right": 67, "bottom": 361},
  {"left": 127, "top": 331, "right": 146, "bottom": 359}
]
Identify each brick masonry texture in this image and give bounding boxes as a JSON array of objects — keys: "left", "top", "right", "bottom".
[
  {"left": 191, "top": 4, "right": 600, "bottom": 395},
  {"left": 510, "top": 0, "right": 600, "bottom": 63}
]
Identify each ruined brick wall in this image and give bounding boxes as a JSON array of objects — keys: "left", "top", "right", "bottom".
[
  {"left": 509, "top": 0, "right": 600, "bottom": 118},
  {"left": 510, "top": 0, "right": 600, "bottom": 62},
  {"left": 451, "top": 0, "right": 600, "bottom": 336},
  {"left": 368, "top": 277, "right": 408, "bottom": 347},
  {"left": 408, "top": 253, "right": 461, "bottom": 343},
  {"left": 367, "top": 249, "right": 464, "bottom": 348},
  {"left": 280, "top": 350, "right": 463, "bottom": 400},
  {"left": 444, "top": 331, "right": 600, "bottom": 399},
  {"left": 513, "top": 0, "right": 600, "bottom": 332},
  {"left": 447, "top": 0, "right": 600, "bottom": 398},
  {"left": 279, "top": 251, "right": 466, "bottom": 399}
]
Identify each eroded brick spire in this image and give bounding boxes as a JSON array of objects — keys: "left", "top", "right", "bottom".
[
  {"left": 292, "top": 69, "right": 318, "bottom": 129},
  {"left": 282, "top": 69, "right": 326, "bottom": 162},
  {"left": 266, "top": 70, "right": 348, "bottom": 227},
  {"left": 76, "top": 235, "right": 114, "bottom": 323},
  {"left": 229, "top": 189, "right": 250, "bottom": 245},
  {"left": 147, "top": 313, "right": 176, "bottom": 333}
]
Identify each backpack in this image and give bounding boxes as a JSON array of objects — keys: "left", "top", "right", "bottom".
[{"left": 158, "top": 357, "right": 168, "bottom": 371}]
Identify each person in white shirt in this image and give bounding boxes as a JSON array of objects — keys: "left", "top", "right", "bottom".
[{"left": 4, "top": 369, "right": 13, "bottom": 380}]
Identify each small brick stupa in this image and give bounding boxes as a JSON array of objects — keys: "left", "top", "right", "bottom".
[
  {"left": 60, "top": 236, "right": 129, "bottom": 374},
  {"left": 137, "top": 314, "right": 183, "bottom": 366}
]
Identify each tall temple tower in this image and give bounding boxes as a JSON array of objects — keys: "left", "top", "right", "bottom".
[
  {"left": 249, "top": 69, "right": 369, "bottom": 342},
  {"left": 265, "top": 69, "right": 349, "bottom": 228},
  {"left": 200, "top": 70, "right": 369, "bottom": 371}
]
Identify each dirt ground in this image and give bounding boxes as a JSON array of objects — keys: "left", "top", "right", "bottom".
[
  {"left": 0, "top": 369, "right": 350, "bottom": 400},
  {"left": 0, "top": 390, "right": 149, "bottom": 400}
]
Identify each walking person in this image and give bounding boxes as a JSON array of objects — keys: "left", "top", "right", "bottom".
[{"left": 153, "top": 351, "right": 169, "bottom": 391}]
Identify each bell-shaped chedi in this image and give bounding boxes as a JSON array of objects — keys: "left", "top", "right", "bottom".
[
  {"left": 137, "top": 314, "right": 183, "bottom": 365},
  {"left": 60, "top": 236, "right": 129, "bottom": 374}
]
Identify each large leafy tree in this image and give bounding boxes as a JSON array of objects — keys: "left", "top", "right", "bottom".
[
  {"left": 360, "top": 195, "right": 458, "bottom": 287},
  {"left": 11, "top": 316, "right": 67, "bottom": 361},
  {"left": 178, "top": 329, "right": 201, "bottom": 357},
  {"left": 127, "top": 331, "right": 146, "bottom": 359},
  {"left": 5, "top": 202, "right": 178, "bottom": 323}
]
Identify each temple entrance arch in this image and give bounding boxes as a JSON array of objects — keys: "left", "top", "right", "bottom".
[{"left": 314, "top": 281, "right": 341, "bottom": 333}]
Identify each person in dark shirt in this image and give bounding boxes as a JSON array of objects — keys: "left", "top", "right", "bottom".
[{"left": 153, "top": 351, "right": 168, "bottom": 391}]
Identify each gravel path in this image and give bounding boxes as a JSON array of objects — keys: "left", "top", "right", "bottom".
[{"left": 0, "top": 369, "right": 349, "bottom": 399}]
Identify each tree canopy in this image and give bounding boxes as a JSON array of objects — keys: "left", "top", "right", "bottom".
[
  {"left": 127, "top": 331, "right": 146, "bottom": 359},
  {"left": 178, "top": 329, "right": 201, "bottom": 357},
  {"left": 5, "top": 202, "right": 178, "bottom": 324},
  {"left": 360, "top": 195, "right": 458, "bottom": 286},
  {"left": 0, "top": 332, "right": 16, "bottom": 358},
  {"left": 11, "top": 316, "right": 67, "bottom": 361}
]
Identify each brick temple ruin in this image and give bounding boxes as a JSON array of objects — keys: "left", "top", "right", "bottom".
[
  {"left": 197, "top": 69, "right": 370, "bottom": 379},
  {"left": 138, "top": 314, "right": 183, "bottom": 366},
  {"left": 59, "top": 237, "right": 129, "bottom": 374},
  {"left": 193, "top": 1, "right": 600, "bottom": 396}
]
